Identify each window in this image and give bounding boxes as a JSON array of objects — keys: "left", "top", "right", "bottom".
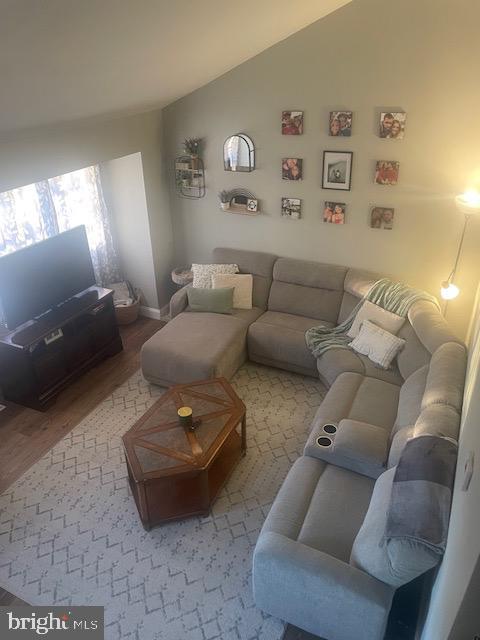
[{"left": 0, "top": 165, "right": 120, "bottom": 285}]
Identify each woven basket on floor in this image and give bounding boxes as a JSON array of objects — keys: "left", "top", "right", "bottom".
[{"left": 115, "top": 297, "right": 140, "bottom": 325}]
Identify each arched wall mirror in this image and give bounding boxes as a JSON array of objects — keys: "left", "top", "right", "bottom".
[{"left": 223, "top": 134, "right": 255, "bottom": 172}]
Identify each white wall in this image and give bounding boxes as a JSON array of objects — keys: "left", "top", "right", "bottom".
[
  {"left": 421, "top": 282, "right": 480, "bottom": 639},
  {"left": 101, "top": 153, "right": 158, "bottom": 308},
  {"left": 162, "top": 0, "right": 480, "bottom": 339}
]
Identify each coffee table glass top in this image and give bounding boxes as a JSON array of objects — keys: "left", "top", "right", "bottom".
[{"left": 122, "top": 378, "right": 245, "bottom": 479}]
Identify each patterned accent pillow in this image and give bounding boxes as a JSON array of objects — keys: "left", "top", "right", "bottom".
[
  {"left": 191, "top": 263, "right": 239, "bottom": 289},
  {"left": 349, "top": 319, "right": 405, "bottom": 369},
  {"left": 347, "top": 300, "right": 405, "bottom": 339}
]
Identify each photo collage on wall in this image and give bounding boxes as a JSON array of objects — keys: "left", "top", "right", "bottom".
[{"left": 279, "top": 109, "right": 405, "bottom": 226}]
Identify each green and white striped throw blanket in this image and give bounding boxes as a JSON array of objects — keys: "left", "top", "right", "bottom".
[{"left": 305, "top": 278, "right": 439, "bottom": 359}]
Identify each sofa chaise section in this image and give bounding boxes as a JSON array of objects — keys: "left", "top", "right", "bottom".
[{"left": 141, "top": 248, "right": 277, "bottom": 386}]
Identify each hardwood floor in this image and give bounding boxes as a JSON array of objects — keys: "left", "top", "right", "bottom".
[{"left": 0, "top": 316, "right": 163, "bottom": 494}]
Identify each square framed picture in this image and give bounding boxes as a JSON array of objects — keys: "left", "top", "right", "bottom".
[
  {"left": 375, "top": 161, "right": 400, "bottom": 185},
  {"left": 246, "top": 198, "right": 258, "bottom": 212},
  {"left": 282, "top": 158, "right": 303, "bottom": 180},
  {"left": 324, "top": 202, "right": 346, "bottom": 224},
  {"left": 379, "top": 112, "right": 406, "bottom": 139},
  {"left": 282, "top": 111, "right": 303, "bottom": 135},
  {"left": 371, "top": 206, "right": 394, "bottom": 230},
  {"left": 329, "top": 111, "right": 352, "bottom": 136},
  {"left": 281, "top": 198, "right": 302, "bottom": 219},
  {"left": 322, "top": 151, "right": 353, "bottom": 190}
]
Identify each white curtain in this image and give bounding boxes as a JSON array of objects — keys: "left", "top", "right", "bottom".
[{"left": 0, "top": 165, "right": 121, "bottom": 285}]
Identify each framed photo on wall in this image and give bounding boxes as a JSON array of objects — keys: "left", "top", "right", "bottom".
[
  {"left": 322, "top": 151, "right": 353, "bottom": 191},
  {"left": 379, "top": 112, "right": 406, "bottom": 139},
  {"left": 281, "top": 198, "right": 302, "bottom": 219},
  {"left": 324, "top": 202, "right": 346, "bottom": 224},
  {"left": 329, "top": 111, "right": 352, "bottom": 136},
  {"left": 282, "top": 158, "right": 303, "bottom": 180},
  {"left": 371, "top": 206, "right": 394, "bottom": 230},
  {"left": 374, "top": 161, "right": 400, "bottom": 185},
  {"left": 282, "top": 111, "right": 303, "bottom": 135}
]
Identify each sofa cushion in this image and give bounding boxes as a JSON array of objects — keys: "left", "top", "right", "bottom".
[
  {"left": 191, "top": 262, "right": 238, "bottom": 288},
  {"left": 316, "top": 348, "right": 403, "bottom": 388},
  {"left": 349, "top": 320, "right": 406, "bottom": 369},
  {"left": 347, "top": 300, "right": 405, "bottom": 338},
  {"left": 186, "top": 286, "right": 234, "bottom": 314},
  {"left": 212, "top": 273, "right": 253, "bottom": 309},
  {"left": 268, "top": 257, "right": 347, "bottom": 323},
  {"left": 392, "top": 365, "right": 429, "bottom": 432},
  {"left": 248, "top": 311, "right": 331, "bottom": 376},
  {"left": 141, "top": 309, "right": 260, "bottom": 386},
  {"left": 261, "top": 456, "right": 375, "bottom": 562},
  {"left": 213, "top": 247, "right": 277, "bottom": 309},
  {"left": 388, "top": 403, "right": 460, "bottom": 468},
  {"left": 421, "top": 342, "right": 467, "bottom": 412},
  {"left": 407, "top": 299, "right": 463, "bottom": 355},
  {"left": 396, "top": 321, "right": 431, "bottom": 379}
]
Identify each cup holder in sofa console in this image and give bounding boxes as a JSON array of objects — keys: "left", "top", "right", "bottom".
[
  {"left": 323, "top": 424, "right": 337, "bottom": 434},
  {"left": 316, "top": 436, "right": 333, "bottom": 447}
]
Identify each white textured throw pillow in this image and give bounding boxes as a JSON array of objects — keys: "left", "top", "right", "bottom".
[
  {"left": 212, "top": 273, "right": 253, "bottom": 309},
  {"left": 347, "top": 300, "right": 405, "bottom": 339},
  {"left": 191, "top": 263, "right": 239, "bottom": 289},
  {"left": 349, "top": 320, "right": 406, "bottom": 369}
]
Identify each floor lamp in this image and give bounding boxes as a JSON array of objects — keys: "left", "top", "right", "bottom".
[{"left": 440, "top": 190, "right": 480, "bottom": 307}]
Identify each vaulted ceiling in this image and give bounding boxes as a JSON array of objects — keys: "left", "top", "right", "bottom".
[{"left": 0, "top": 0, "right": 351, "bottom": 135}]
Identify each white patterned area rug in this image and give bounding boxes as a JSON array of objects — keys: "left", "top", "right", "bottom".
[{"left": 0, "top": 363, "right": 326, "bottom": 640}]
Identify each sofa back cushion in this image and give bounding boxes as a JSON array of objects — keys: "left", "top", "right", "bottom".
[
  {"left": 421, "top": 342, "right": 467, "bottom": 412},
  {"left": 212, "top": 247, "right": 277, "bottom": 309},
  {"left": 388, "top": 341, "right": 466, "bottom": 467},
  {"left": 268, "top": 258, "right": 347, "bottom": 323},
  {"left": 338, "top": 268, "right": 379, "bottom": 323},
  {"left": 392, "top": 365, "right": 429, "bottom": 434},
  {"left": 389, "top": 403, "right": 461, "bottom": 468},
  {"left": 397, "top": 300, "right": 462, "bottom": 379}
]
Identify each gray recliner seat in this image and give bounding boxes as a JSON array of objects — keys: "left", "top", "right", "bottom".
[{"left": 253, "top": 340, "right": 467, "bottom": 640}]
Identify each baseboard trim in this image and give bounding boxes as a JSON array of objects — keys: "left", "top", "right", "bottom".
[{"left": 139, "top": 306, "right": 162, "bottom": 320}]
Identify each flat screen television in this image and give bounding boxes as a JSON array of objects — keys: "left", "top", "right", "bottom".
[{"left": 0, "top": 226, "right": 96, "bottom": 329}]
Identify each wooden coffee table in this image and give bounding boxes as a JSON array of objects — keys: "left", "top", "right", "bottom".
[{"left": 122, "top": 377, "right": 246, "bottom": 529}]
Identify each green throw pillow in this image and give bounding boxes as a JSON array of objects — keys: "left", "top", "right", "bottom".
[{"left": 187, "top": 287, "right": 234, "bottom": 314}]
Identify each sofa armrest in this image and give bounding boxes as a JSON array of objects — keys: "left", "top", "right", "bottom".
[
  {"left": 170, "top": 284, "right": 192, "bottom": 318},
  {"left": 304, "top": 419, "right": 389, "bottom": 479},
  {"left": 253, "top": 531, "right": 394, "bottom": 640}
]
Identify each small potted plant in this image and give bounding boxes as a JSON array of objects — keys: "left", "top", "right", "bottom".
[
  {"left": 219, "top": 190, "right": 231, "bottom": 211},
  {"left": 183, "top": 138, "right": 202, "bottom": 168}
]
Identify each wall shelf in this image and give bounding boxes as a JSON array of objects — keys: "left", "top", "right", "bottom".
[{"left": 175, "top": 155, "right": 205, "bottom": 199}]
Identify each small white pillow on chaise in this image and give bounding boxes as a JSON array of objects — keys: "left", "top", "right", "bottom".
[
  {"left": 349, "top": 320, "right": 406, "bottom": 369},
  {"left": 347, "top": 300, "right": 405, "bottom": 339},
  {"left": 191, "top": 263, "right": 238, "bottom": 289},
  {"left": 211, "top": 273, "right": 253, "bottom": 309}
]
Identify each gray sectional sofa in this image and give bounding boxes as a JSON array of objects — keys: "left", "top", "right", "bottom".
[{"left": 141, "top": 247, "right": 467, "bottom": 640}]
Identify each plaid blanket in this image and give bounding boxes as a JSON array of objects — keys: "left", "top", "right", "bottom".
[{"left": 386, "top": 435, "right": 458, "bottom": 553}]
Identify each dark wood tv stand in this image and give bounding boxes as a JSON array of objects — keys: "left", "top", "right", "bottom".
[{"left": 0, "top": 286, "right": 123, "bottom": 411}]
